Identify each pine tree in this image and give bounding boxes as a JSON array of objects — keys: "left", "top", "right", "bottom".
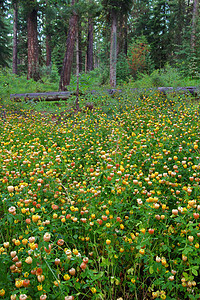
[
  {"left": 87, "top": 13, "right": 94, "bottom": 71},
  {"left": 45, "top": 0, "right": 52, "bottom": 72},
  {"left": 12, "top": 0, "right": 18, "bottom": 74},
  {"left": 102, "top": 0, "right": 132, "bottom": 87},
  {"left": 59, "top": 0, "right": 78, "bottom": 91},
  {"left": 27, "top": 2, "right": 40, "bottom": 80},
  {"left": 0, "top": 1, "right": 11, "bottom": 67}
]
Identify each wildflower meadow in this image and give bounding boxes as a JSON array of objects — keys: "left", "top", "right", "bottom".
[{"left": 0, "top": 92, "right": 199, "bottom": 300}]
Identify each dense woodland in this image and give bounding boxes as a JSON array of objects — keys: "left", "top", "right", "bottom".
[{"left": 0, "top": 0, "right": 200, "bottom": 89}]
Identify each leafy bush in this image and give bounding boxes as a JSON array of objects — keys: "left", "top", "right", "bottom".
[
  {"left": 127, "top": 65, "right": 200, "bottom": 89},
  {"left": 127, "top": 36, "right": 152, "bottom": 78},
  {"left": 0, "top": 68, "right": 57, "bottom": 103},
  {"left": 68, "top": 70, "right": 104, "bottom": 93},
  {"left": 38, "top": 64, "right": 59, "bottom": 84},
  {"left": 150, "top": 69, "right": 165, "bottom": 87},
  {"left": 116, "top": 53, "right": 130, "bottom": 83},
  {"left": 99, "top": 66, "right": 110, "bottom": 86}
]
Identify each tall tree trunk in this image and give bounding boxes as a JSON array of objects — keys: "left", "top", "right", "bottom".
[
  {"left": 78, "top": 21, "right": 83, "bottom": 73},
  {"left": 117, "top": 14, "right": 128, "bottom": 57},
  {"left": 45, "top": 0, "right": 51, "bottom": 73},
  {"left": 87, "top": 17, "right": 94, "bottom": 71},
  {"left": 123, "top": 14, "right": 128, "bottom": 56},
  {"left": 76, "top": 22, "right": 79, "bottom": 111},
  {"left": 12, "top": 1, "right": 18, "bottom": 74},
  {"left": 176, "top": 0, "right": 185, "bottom": 47},
  {"left": 191, "top": 0, "right": 199, "bottom": 50},
  {"left": 85, "top": 52, "right": 87, "bottom": 72},
  {"left": 110, "top": 9, "right": 117, "bottom": 88},
  {"left": 59, "top": 0, "right": 78, "bottom": 91},
  {"left": 27, "top": 8, "right": 40, "bottom": 81},
  {"left": 117, "top": 25, "right": 122, "bottom": 56}
]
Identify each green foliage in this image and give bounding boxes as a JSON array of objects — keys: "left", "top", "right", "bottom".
[
  {"left": 0, "top": 68, "right": 57, "bottom": 102},
  {"left": 131, "top": 0, "right": 192, "bottom": 70},
  {"left": 68, "top": 70, "right": 101, "bottom": 93},
  {"left": 49, "top": 64, "right": 60, "bottom": 83},
  {"left": 116, "top": 53, "right": 130, "bottom": 83},
  {"left": 0, "top": 13, "right": 11, "bottom": 67},
  {"left": 39, "top": 64, "right": 60, "bottom": 84},
  {"left": 1, "top": 64, "right": 200, "bottom": 114},
  {"left": 135, "top": 66, "right": 178, "bottom": 88},
  {"left": 175, "top": 40, "right": 200, "bottom": 79},
  {"left": 127, "top": 65, "right": 200, "bottom": 89},
  {"left": 52, "top": 44, "right": 66, "bottom": 75},
  {"left": 127, "top": 36, "right": 152, "bottom": 78},
  {"left": 99, "top": 66, "right": 110, "bottom": 86},
  {"left": 101, "top": 0, "right": 132, "bottom": 13},
  {"left": 1, "top": 0, "right": 199, "bottom": 90},
  {"left": 19, "top": 0, "right": 39, "bottom": 15},
  {"left": 150, "top": 69, "right": 166, "bottom": 87}
]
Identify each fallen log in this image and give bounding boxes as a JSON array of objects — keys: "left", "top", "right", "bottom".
[
  {"left": 106, "top": 86, "right": 199, "bottom": 97},
  {"left": 10, "top": 86, "right": 199, "bottom": 102},
  {"left": 157, "top": 86, "right": 199, "bottom": 96},
  {"left": 10, "top": 91, "right": 74, "bottom": 102}
]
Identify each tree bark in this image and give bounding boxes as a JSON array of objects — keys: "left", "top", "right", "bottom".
[
  {"left": 176, "top": 0, "right": 185, "bottom": 46},
  {"left": 117, "top": 14, "right": 128, "bottom": 57},
  {"left": 123, "top": 14, "right": 128, "bottom": 56},
  {"left": 76, "top": 22, "right": 79, "bottom": 110},
  {"left": 78, "top": 21, "right": 83, "bottom": 73},
  {"left": 59, "top": 0, "right": 78, "bottom": 91},
  {"left": 27, "top": 8, "right": 40, "bottom": 81},
  {"left": 110, "top": 9, "right": 117, "bottom": 88},
  {"left": 45, "top": 0, "right": 51, "bottom": 72},
  {"left": 12, "top": 1, "right": 18, "bottom": 74},
  {"left": 87, "top": 17, "right": 94, "bottom": 71},
  {"left": 191, "top": 0, "right": 199, "bottom": 50}
]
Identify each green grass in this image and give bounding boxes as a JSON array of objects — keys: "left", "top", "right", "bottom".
[{"left": 0, "top": 66, "right": 200, "bottom": 115}]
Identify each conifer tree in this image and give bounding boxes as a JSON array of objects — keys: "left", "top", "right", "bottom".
[
  {"left": 102, "top": 0, "right": 132, "bottom": 87},
  {"left": 0, "top": 0, "right": 11, "bottom": 67},
  {"left": 59, "top": 0, "right": 78, "bottom": 91}
]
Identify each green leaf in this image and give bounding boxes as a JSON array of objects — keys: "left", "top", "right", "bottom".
[
  {"left": 16, "top": 214, "right": 22, "bottom": 221},
  {"left": 192, "top": 269, "right": 198, "bottom": 276},
  {"left": 182, "top": 272, "right": 189, "bottom": 281},
  {"left": 149, "top": 265, "right": 154, "bottom": 274},
  {"left": 7, "top": 214, "right": 13, "bottom": 224},
  {"left": 93, "top": 271, "right": 104, "bottom": 281},
  {"left": 182, "top": 247, "right": 192, "bottom": 255}
]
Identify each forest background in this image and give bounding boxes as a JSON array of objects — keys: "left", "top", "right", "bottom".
[{"left": 0, "top": 0, "right": 200, "bottom": 100}]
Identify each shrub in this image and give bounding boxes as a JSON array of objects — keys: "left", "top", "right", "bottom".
[
  {"left": 127, "top": 36, "right": 151, "bottom": 78},
  {"left": 116, "top": 53, "right": 130, "bottom": 83}
]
